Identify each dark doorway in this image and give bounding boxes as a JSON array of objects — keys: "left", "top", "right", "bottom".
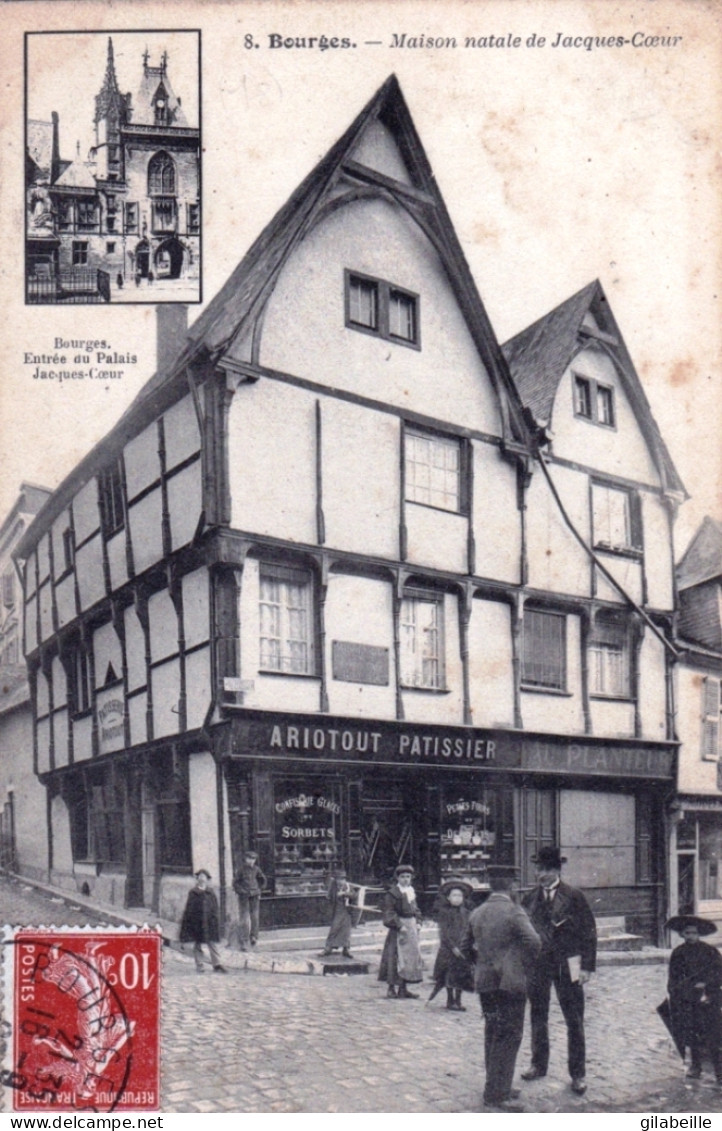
[
  {"left": 135, "top": 243, "right": 150, "bottom": 279},
  {"left": 156, "top": 238, "right": 184, "bottom": 279}
]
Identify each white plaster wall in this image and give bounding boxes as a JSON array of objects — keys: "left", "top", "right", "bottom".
[
  {"left": 589, "top": 698, "right": 635, "bottom": 738},
  {"left": 72, "top": 480, "right": 101, "bottom": 544},
  {"left": 107, "top": 530, "right": 128, "bottom": 592},
  {"left": 26, "top": 552, "right": 37, "bottom": 598},
  {"left": 406, "top": 504, "right": 467, "bottom": 574},
  {"left": 325, "top": 573, "right": 396, "bottom": 719},
  {"left": 128, "top": 693, "right": 147, "bottom": 746},
  {"left": 182, "top": 569, "right": 210, "bottom": 648},
  {"left": 256, "top": 197, "right": 502, "bottom": 434},
  {"left": 228, "top": 380, "right": 316, "bottom": 544},
  {"left": 400, "top": 591, "right": 463, "bottom": 724},
  {"left": 189, "top": 750, "right": 219, "bottom": 876},
  {"left": 128, "top": 489, "right": 164, "bottom": 574},
  {"left": 75, "top": 536, "right": 105, "bottom": 611},
  {"left": 168, "top": 463, "right": 202, "bottom": 550},
  {"left": 50, "top": 792, "right": 73, "bottom": 874},
  {"left": 473, "top": 443, "right": 521, "bottom": 584},
  {"left": 37, "top": 717, "right": 50, "bottom": 772},
  {"left": 52, "top": 656, "right": 66, "bottom": 706},
  {"left": 56, "top": 577, "right": 76, "bottom": 629},
  {"left": 36, "top": 669, "right": 49, "bottom": 716},
  {"left": 124, "top": 421, "right": 160, "bottom": 500},
  {"left": 594, "top": 555, "right": 643, "bottom": 606},
  {"left": 39, "top": 584, "right": 53, "bottom": 641},
  {"left": 349, "top": 119, "right": 412, "bottom": 183},
  {"left": 637, "top": 633, "right": 668, "bottom": 740},
  {"left": 322, "top": 398, "right": 399, "bottom": 559},
  {"left": 148, "top": 589, "right": 178, "bottom": 662},
  {"left": 526, "top": 465, "right": 589, "bottom": 597},
  {"left": 51, "top": 511, "right": 71, "bottom": 580},
  {"left": 164, "top": 394, "right": 200, "bottom": 469},
  {"left": 151, "top": 658, "right": 181, "bottom": 737},
  {"left": 54, "top": 710, "right": 69, "bottom": 767},
  {"left": 124, "top": 606, "right": 147, "bottom": 691},
  {"left": 73, "top": 716, "right": 92, "bottom": 762},
  {"left": 551, "top": 350, "right": 661, "bottom": 485},
  {"left": 186, "top": 646, "right": 211, "bottom": 730},
  {"left": 520, "top": 614, "right": 584, "bottom": 733},
  {"left": 25, "top": 597, "right": 37, "bottom": 653},
  {"left": 468, "top": 598, "right": 515, "bottom": 727},
  {"left": 643, "top": 493, "right": 674, "bottom": 611},
  {"left": 93, "top": 621, "right": 123, "bottom": 688},
  {"left": 37, "top": 535, "right": 50, "bottom": 583}
]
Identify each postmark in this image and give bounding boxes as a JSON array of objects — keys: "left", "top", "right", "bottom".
[{"left": 2, "top": 927, "right": 161, "bottom": 1112}]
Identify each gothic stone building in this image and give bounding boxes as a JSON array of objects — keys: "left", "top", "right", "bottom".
[
  {"left": 26, "top": 38, "right": 199, "bottom": 301},
  {"left": 16, "top": 77, "right": 685, "bottom": 936}
]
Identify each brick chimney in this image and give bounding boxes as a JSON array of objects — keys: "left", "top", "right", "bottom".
[{"left": 156, "top": 304, "right": 188, "bottom": 375}]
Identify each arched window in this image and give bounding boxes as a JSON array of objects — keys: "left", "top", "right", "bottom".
[{"left": 148, "top": 151, "right": 176, "bottom": 196}]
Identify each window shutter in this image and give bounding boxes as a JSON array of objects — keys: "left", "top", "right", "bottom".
[{"left": 701, "top": 676, "right": 721, "bottom": 760}]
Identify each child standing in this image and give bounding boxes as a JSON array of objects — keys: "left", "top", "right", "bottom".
[
  {"left": 666, "top": 914, "right": 722, "bottom": 1082},
  {"left": 429, "top": 878, "right": 473, "bottom": 1011}
]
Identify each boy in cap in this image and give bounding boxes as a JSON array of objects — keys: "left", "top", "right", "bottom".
[
  {"left": 520, "top": 847, "right": 597, "bottom": 1095},
  {"left": 179, "top": 869, "right": 226, "bottom": 973},
  {"left": 666, "top": 915, "right": 722, "bottom": 1082},
  {"left": 378, "top": 864, "right": 424, "bottom": 999},
  {"left": 462, "top": 864, "right": 540, "bottom": 1111},
  {"left": 233, "top": 849, "right": 266, "bottom": 950}
]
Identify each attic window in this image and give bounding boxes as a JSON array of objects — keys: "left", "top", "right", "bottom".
[
  {"left": 573, "top": 374, "right": 615, "bottom": 428},
  {"left": 345, "top": 270, "right": 419, "bottom": 348}
]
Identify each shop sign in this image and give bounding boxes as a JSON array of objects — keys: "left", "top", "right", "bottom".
[
  {"left": 523, "top": 740, "right": 674, "bottom": 779},
  {"left": 98, "top": 696, "right": 125, "bottom": 752},
  {"left": 266, "top": 723, "right": 503, "bottom": 764}
]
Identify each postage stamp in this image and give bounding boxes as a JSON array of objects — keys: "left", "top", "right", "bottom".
[{"left": 2, "top": 927, "right": 161, "bottom": 1113}]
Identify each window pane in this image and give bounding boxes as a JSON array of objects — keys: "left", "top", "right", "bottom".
[
  {"left": 574, "top": 376, "right": 592, "bottom": 418},
  {"left": 259, "top": 567, "right": 313, "bottom": 674},
  {"left": 400, "top": 596, "right": 443, "bottom": 688},
  {"left": 405, "top": 431, "right": 461, "bottom": 512},
  {"left": 389, "top": 290, "right": 416, "bottom": 342},
  {"left": 593, "top": 484, "right": 631, "bottom": 548},
  {"left": 597, "top": 385, "right": 615, "bottom": 426},
  {"left": 349, "top": 277, "right": 378, "bottom": 329}
]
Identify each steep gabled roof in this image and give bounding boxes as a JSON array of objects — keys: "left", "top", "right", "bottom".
[
  {"left": 55, "top": 158, "right": 97, "bottom": 189},
  {"left": 501, "top": 279, "right": 686, "bottom": 497},
  {"left": 157, "top": 74, "right": 529, "bottom": 447},
  {"left": 678, "top": 517, "right": 722, "bottom": 590}
]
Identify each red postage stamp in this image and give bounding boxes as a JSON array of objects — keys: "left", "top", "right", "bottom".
[{"left": 3, "top": 927, "right": 161, "bottom": 1113}]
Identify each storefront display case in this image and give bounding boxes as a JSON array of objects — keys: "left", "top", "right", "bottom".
[{"left": 273, "top": 779, "right": 341, "bottom": 896}]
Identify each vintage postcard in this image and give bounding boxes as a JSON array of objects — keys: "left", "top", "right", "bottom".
[{"left": 0, "top": 0, "right": 721, "bottom": 1116}]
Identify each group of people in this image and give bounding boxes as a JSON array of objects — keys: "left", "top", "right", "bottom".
[
  {"left": 180, "top": 845, "right": 722, "bottom": 1112},
  {"left": 379, "top": 848, "right": 597, "bottom": 1111}
]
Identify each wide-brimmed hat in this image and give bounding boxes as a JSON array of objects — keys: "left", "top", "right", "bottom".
[
  {"left": 440, "top": 877, "right": 473, "bottom": 897},
  {"left": 531, "top": 847, "right": 567, "bottom": 869},
  {"left": 394, "top": 864, "right": 415, "bottom": 878},
  {"left": 195, "top": 868, "right": 212, "bottom": 880},
  {"left": 666, "top": 915, "right": 717, "bottom": 937}
]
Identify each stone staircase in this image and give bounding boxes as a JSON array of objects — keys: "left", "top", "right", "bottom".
[{"left": 595, "top": 915, "right": 645, "bottom": 951}]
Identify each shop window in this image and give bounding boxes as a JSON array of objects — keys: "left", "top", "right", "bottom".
[
  {"left": 345, "top": 270, "right": 419, "bottom": 347},
  {"left": 592, "top": 482, "right": 642, "bottom": 554},
  {"left": 259, "top": 564, "right": 315, "bottom": 675},
  {"left": 560, "top": 789, "right": 635, "bottom": 887},
  {"left": 702, "top": 676, "right": 722, "bottom": 760},
  {"left": 273, "top": 780, "right": 340, "bottom": 895},
  {"left": 589, "top": 616, "right": 631, "bottom": 698},
  {"left": 98, "top": 460, "right": 125, "bottom": 537},
  {"left": 573, "top": 373, "right": 615, "bottom": 427},
  {"left": 399, "top": 592, "right": 445, "bottom": 690},
  {"left": 440, "top": 787, "right": 512, "bottom": 889},
  {"left": 521, "top": 608, "right": 566, "bottom": 691},
  {"left": 72, "top": 241, "right": 88, "bottom": 267},
  {"left": 148, "top": 151, "right": 176, "bottom": 196},
  {"left": 404, "top": 427, "right": 466, "bottom": 514}
]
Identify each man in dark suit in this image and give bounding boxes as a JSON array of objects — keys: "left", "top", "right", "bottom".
[
  {"left": 463, "top": 865, "right": 541, "bottom": 1112},
  {"left": 520, "top": 847, "right": 597, "bottom": 1095}
]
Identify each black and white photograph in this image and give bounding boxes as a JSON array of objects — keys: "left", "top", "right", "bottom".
[
  {"left": 1, "top": 0, "right": 721, "bottom": 1118},
  {"left": 25, "top": 29, "right": 201, "bottom": 305}
]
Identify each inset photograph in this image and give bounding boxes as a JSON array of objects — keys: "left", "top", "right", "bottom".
[{"left": 25, "top": 29, "right": 200, "bottom": 305}]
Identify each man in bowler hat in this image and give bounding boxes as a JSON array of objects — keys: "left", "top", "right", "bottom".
[
  {"left": 179, "top": 869, "right": 226, "bottom": 974},
  {"left": 520, "top": 847, "right": 597, "bottom": 1095},
  {"left": 462, "top": 865, "right": 541, "bottom": 1111}
]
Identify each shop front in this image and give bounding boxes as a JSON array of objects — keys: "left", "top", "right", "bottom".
[
  {"left": 220, "top": 710, "right": 676, "bottom": 938},
  {"left": 669, "top": 796, "right": 722, "bottom": 932}
]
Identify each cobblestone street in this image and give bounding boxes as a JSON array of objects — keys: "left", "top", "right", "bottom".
[{"left": 3, "top": 875, "right": 722, "bottom": 1114}]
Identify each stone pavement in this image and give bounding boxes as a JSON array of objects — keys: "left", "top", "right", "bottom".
[{"left": 2, "top": 873, "right": 722, "bottom": 1114}]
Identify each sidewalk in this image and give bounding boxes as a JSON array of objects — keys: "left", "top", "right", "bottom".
[{"left": 1, "top": 870, "right": 671, "bottom": 975}]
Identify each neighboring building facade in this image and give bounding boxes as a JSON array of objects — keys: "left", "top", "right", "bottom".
[
  {"left": 26, "top": 38, "right": 200, "bottom": 303},
  {"left": 669, "top": 518, "right": 722, "bottom": 926},
  {"left": 15, "top": 78, "right": 684, "bottom": 937},
  {"left": 0, "top": 484, "right": 51, "bottom": 877}
]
